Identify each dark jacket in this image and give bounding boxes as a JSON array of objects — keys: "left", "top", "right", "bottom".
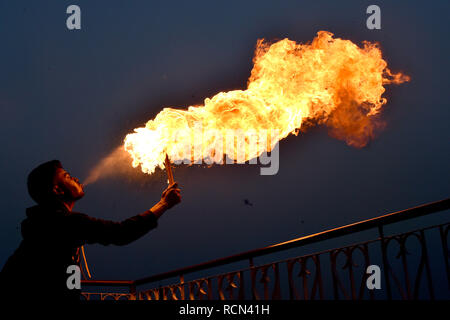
[{"left": 0, "top": 202, "right": 158, "bottom": 301}]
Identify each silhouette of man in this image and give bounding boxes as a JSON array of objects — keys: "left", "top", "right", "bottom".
[{"left": 0, "top": 160, "right": 181, "bottom": 301}]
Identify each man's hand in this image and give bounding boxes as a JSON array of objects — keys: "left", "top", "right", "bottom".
[
  {"left": 150, "top": 182, "right": 181, "bottom": 219},
  {"left": 160, "top": 182, "right": 181, "bottom": 209}
]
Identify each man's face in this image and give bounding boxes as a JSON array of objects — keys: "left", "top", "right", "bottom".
[{"left": 53, "top": 168, "right": 85, "bottom": 201}]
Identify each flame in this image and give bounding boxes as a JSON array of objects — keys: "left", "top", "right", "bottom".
[{"left": 124, "top": 31, "right": 409, "bottom": 174}]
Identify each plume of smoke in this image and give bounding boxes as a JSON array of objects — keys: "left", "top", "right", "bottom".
[{"left": 83, "top": 146, "right": 136, "bottom": 186}]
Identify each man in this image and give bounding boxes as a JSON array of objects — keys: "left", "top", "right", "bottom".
[{"left": 0, "top": 160, "right": 181, "bottom": 300}]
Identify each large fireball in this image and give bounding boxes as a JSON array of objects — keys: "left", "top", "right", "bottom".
[{"left": 124, "top": 31, "right": 409, "bottom": 175}]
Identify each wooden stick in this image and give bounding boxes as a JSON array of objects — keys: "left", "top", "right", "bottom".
[{"left": 164, "top": 153, "right": 174, "bottom": 185}]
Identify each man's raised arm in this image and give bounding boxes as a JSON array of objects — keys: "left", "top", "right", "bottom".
[{"left": 68, "top": 183, "right": 181, "bottom": 246}]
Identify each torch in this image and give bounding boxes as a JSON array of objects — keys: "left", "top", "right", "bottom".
[{"left": 164, "top": 153, "right": 174, "bottom": 185}]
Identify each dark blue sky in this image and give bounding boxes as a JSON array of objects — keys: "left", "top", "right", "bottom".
[{"left": 0, "top": 0, "right": 449, "bottom": 284}]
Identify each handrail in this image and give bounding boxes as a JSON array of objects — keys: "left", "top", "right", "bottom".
[
  {"left": 82, "top": 197, "right": 450, "bottom": 288},
  {"left": 80, "top": 280, "right": 134, "bottom": 287}
]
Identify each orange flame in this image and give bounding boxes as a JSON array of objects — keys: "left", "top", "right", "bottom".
[{"left": 124, "top": 31, "right": 409, "bottom": 174}]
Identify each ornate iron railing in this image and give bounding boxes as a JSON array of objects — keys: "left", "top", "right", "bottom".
[{"left": 81, "top": 198, "right": 450, "bottom": 300}]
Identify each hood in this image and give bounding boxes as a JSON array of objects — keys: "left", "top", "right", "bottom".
[{"left": 21, "top": 203, "right": 68, "bottom": 241}]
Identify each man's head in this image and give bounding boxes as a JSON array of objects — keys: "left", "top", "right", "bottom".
[{"left": 27, "top": 160, "right": 85, "bottom": 205}]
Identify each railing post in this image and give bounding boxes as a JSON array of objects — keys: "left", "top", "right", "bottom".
[
  {"left": 378, "top": 225, "right": 392, "bottom": 300},
  {"left": 439, "top": 225, "right": 450, "bottom": 290},
  {"left": 179, "top": 274, "right": 185, "bottom": 300},
  {"left": 330, "top": 251, "right": 339, "bottom": 300},
  {"left": 238, "top": 271, "right": 245, "bottom": 300},
  {"left": 419, "top": 230, "right": 435, "bottom": 300},
  {"left": 249, "top": 257, "right": 256, "bottom": 300},
  {"left": 130, "top": 283, "right": 137, "bottom": 300},
  {"left": 314, "top": 255, "right": 325, "bottom": 300}
]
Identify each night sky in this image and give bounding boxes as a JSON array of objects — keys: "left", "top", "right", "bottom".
[{"left": 0, "top": 0, "right": 449, "bottom": 290}]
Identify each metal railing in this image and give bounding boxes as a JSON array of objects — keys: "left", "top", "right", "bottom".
[{"left": 81, "top": 198, "right": 450, "bottom": 300}]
